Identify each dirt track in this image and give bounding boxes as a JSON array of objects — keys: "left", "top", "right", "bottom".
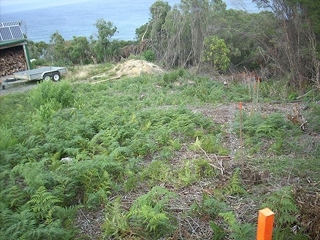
[{"left": 0, "top": 81, "right": 39, "bottom": 96}]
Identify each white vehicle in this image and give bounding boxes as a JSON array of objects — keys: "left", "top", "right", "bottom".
[{"left": 2, "top": 66, "right": 67, "bottom": 90}]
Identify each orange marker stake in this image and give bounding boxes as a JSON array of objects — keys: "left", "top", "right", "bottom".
[
  {"left": 239, "top": 101, "right": 243, "bottom": 110},
  {"left": 239, "top": 102, "right": 244, "bottom": 171},
  {"left": 257, "top": 208, "right": 275, "bottom": 240}
]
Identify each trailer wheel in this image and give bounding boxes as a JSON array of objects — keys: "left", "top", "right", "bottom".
[
  {"left": 52, "top": 72, "right": 61, "bottom": 82},
  {"left": 43, "top": 73, "right": 51, "bottom": 81}
]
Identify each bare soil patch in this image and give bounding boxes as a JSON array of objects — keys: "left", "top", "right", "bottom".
[{"left": 90, "top": 59, "right": 164, "bottom": 83}]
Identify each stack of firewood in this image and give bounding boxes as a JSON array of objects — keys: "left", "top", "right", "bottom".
[{"left": 0, "top": 46, "right": 27, "bottom": 77}]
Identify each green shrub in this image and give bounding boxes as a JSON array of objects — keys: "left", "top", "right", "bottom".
[
  {"left": 29, "top": 81, "right": 74, "bottom": 109},
  {"left": 142, "top": 49, "right": 155, "bottom": 62},
  {"left": 259, "top": 78, "right": 294, "bottom": 101}
]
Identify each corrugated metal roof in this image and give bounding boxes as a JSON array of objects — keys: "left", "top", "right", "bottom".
[{"left": 0, "top": 22, "right": 25, "bottom": 42}]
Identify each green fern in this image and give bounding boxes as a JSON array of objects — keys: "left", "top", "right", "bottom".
[
  {"left": 194, "top": 158, "right": 217, "bottom": 178},
  {"left": 29, "top": 81, "right": 74, "bottom": 109},
  {"left": 1, "top": 185, "right": 29, "bottom": 210},
  {"left": 0, "top": 126, "right": 17, "bottom": 151},
  {"left": 56, "top": 158, "right": 113, "bottom": 208},
  {"left": 12, "top": 161, "right": 51, "bottom": 192},
  {"left": 261, "top": 186, "right": 298, "bottom": 228},
  {"left": 103, "top": 197, "right": 130, "bottom": 238},
  {"left": 191, "top": 194, "right": 228, "bottom": 219},
  {"left": 224, "top": 168, "right": 247, "bottom": 196},
  {"left": 219, "top": 211, "right": 255, "bottom": 239},
  {"left": 27, "top": 186, "right": 62, "bottom": 223},
  {"left": 128, "top": 186, "right": 177, "bottom": 238},
  {"left": 141, "top": 160, "right": 171, "bottom": 185},
  {"left": 209, "top": 221, "right": 226, "bottom": 240},
  {"left": 1, "top": 208, "right": 37, "bottom": 240},
  {"left": 177, "top": 160, "right": 197, "bottom": 186}
]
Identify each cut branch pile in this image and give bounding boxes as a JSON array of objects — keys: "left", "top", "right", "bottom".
[
  {"left": 294, "top": 187, "right": 320, "bottom": 240},
  {"left": 120, "top": 40, "right": 149, "bottom": 59},
  {"left": 0, "top": 46, "right": 27, "bottom": 77}
]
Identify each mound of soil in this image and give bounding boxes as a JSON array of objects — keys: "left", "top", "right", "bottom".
[{"left": 110, "top": 59, "right": 164, "bottom": 78}]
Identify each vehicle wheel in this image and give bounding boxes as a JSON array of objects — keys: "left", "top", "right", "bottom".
[
  {"left": 43, "top": 73, "right": 51, "bottom": 81},
  {"left": 52, "top": 72, "right": 61, "bottom": 82}
]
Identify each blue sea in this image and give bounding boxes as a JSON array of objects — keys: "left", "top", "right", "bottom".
[{"left": 0, "top": 0, "right": 258, "bottom": 43}]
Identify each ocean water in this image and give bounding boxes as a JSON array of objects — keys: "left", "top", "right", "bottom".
[{"left": 0, "top": 0, "right": 258, "bottom": 43}]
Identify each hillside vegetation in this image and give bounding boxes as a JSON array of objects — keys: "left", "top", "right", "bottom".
[
  {"left": 27, "top": 0, "right": 320, "bottom": 93},
  {"left": 0, "top": 62, "right": 319, "bottom": 239}
]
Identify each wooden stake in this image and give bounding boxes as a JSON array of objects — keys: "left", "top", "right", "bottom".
[
  {"left": 257, "top": 208, "right": 274, "bottom": 240},
  {"left": 239, "top": 102, "right": 244, "bottom": 171}
]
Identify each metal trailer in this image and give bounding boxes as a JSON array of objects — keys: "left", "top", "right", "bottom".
[{"left": 1, "top": 66, "right": 67, "bottom": 90}]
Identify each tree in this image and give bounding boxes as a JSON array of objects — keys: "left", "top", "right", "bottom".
[
  {"left": 202, "top": 35, "right": 230, "bottom": 72},
  {"left": 93, "top": 19, "right": 117, "bottom": 62},
  {"left": 150, "top": 0, "right": 171, "bottom": 32},
  {"left": 27, "top": 40, "right": 49, "bottom": 66},
  {"left": 155, "top": 6, "right": 189, "bottom": 68},
  {"left": 135, "top": 23, "right": 150, "bottom": 41},
  {"left": 69, "top": 36, "right": 90, "bottom": 65},
  {"left": 287, "top": 0, "right": 320, "bottom": 88},
  {"left": 253, "top": 0, "right": 320, "bottom": 89},
  {"left": 49, "top": 31, "right": 69, "bottom": 65}
]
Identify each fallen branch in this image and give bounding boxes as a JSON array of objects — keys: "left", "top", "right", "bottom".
[
  {"left": 297, "top": 88, "right": 316, "bottom": 99},
  {"left": 196, "top": 140, "right": 225, "bottom": 175}
]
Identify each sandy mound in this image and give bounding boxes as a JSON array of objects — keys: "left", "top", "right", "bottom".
[{"left": 110, "top": 59, "right": 164, "bottom": 78}]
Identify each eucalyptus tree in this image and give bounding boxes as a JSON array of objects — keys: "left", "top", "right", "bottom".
[
  {"left": 92, "top": 19, "right": 117, "bottom": 63},
  {"left": 147, "top": 1, "right": 172, "bottom": 62},
  {"left": 179, "top": 0, "right": 215, "bottom": 70},
  {"left": 49, "top": 31, "right": 69, "bottom": 65},
  {"left": 253, "top": 0, "right": 320, "bottom": 89},
  {"left": 69, "top": 36, "right": 90, "bottom": 65},
  {"left": 156, "top": 0, "right": 225, "bottom": 69},
  {"left": 160, "top": 6, "right": 190, "bottom": 68}
]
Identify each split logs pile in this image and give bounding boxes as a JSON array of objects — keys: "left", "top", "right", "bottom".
[{"left": 0, "top": 46, "right": 27, "bottom": 77}]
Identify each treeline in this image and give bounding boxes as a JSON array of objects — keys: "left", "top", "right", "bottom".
[{"left": 28, "top": 0, "right": 320, "bottom": 90}]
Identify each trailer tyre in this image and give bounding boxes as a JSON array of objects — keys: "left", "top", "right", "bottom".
[
  {"left": 43, "top": 73, "right": 51, "bottom": 81},
  {"left": 52, "top": 72, "right": 61, "bottom": 82}
]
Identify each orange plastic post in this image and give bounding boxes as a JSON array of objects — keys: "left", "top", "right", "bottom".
[
  {"left": 257, "top": 208, "right": 275, "bottom": 240},
  {"left": 238, "top": 101, "right": 243, "bottom": 171}
]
